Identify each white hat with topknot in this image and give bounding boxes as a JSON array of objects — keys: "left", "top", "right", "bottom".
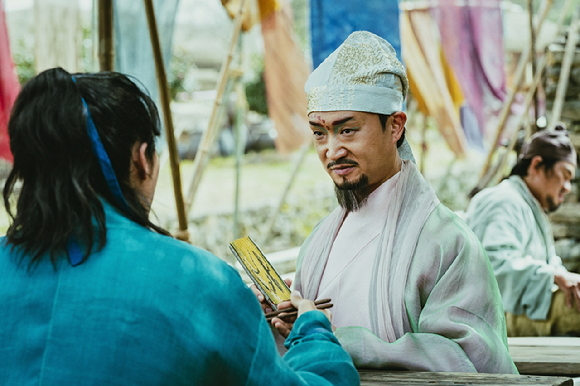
[
  {"left": 305, "top": 31, "right": 414, "bottom": 162},
  {"left": 305, "top": 31, "right": 409, "bottom": 116}
]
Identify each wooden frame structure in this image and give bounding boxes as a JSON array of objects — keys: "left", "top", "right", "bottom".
[
  {"left": 97, "top": 0, "right": 192, "bottom": 241},
  {"left": 471, "top": 0, "right": 577, "bottom": 197},
  {"left": 96, "top": 0, "right": 253, "bottom": 244}
]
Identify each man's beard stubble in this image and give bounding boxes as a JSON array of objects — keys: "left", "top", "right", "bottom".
[
  {"left": 334, "top": 174, "right": 371, "bottom": 212},
  {"left": 546, "top": 195, "right": 562, "bottom": 213}
]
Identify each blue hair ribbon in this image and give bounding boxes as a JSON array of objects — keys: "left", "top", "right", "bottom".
[{"left": 67, "top": 76, "right": 131, "bottom": 266}]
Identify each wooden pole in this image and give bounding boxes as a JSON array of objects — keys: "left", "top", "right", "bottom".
[
  {"left": 143, "top": 0, "right": 189, "bottom": 241},
  {"left": 98, "top": 0, "right": 114, "bottom": 71},
  {"left": 490, "top": 60, "right": 547, "bottom": 186},
  {"left": 233, "top": 59, "right": 246, "bottom": 240},
  {"left": 528, "top": 0, "right": 539, "bottom": 127},
  {"left": 548, "top": 5, "right": 580, "bottom": 131},
  {"left": 473, "top": 54, "right": 549, "bottom": 194},
  {"left": 476, "top": 0, "right": 574, "bottom": 190},
  {"left": 478, "top": 0, "right": 553, "bottom": 178},
  {"left": 262, "top": 142, "right": 311, "bottom": 245},
  {"left": 185, "top": 0, "right": 247, "bottom": 214}
]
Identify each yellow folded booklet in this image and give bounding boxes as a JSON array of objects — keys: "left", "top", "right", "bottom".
[{"left": 229, "top": 236, "right": 291, "bottom": 311}]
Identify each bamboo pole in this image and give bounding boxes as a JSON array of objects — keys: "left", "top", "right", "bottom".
[
  {"left": 98, "top": 0, "right": 114, "bottom": 71},
  {"left": 233, "top": 77, "right": 246, "bottom": 240},
  {"left": 262, "top": 142, "right": 312, "bottom": 245},
  {"left": 528, "top": 0, "right": 539, "bottom": 126},
  {"left": 184, "top": 0, "right": 247, "bottom": 214},
  {"left": 478, "top": 0, "right": 553, "bottom": 178},
  {"left": 473, "top": 55, "right": 549, "bottom": 195},
  {"left": 233, "top": 32, "right": 245, "bottom": 241},
  {"left": 548, "top": 5, "right": 580, "bottom": 131},
  {"left": 490, "top": 60, "right": 547, "bottom": 186},
  {"left": 476, "top": 0, "right": 574, "bottom": 192},
  {"left": 143, "top": 0, "right": 189, "bottom": 241}
]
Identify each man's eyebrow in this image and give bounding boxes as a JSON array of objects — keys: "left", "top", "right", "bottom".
[
  {"left": 309, "top": 117, "right": 354, "bottom": 127},
  {"left": 309, "top": 120, "right": 324, "bottom": 127}
]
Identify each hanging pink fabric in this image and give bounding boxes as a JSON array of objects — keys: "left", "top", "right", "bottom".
[
  {"left": 0, "top": 0, "right": 20, "bottom": 163},
  {"left": 430, "top": 0, "right": 506, "bottom": 151}
]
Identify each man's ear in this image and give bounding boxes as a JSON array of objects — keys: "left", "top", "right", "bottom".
[
  {"left": 528, "top": 155, "right": 544, "bottom": 176},
  {"left": 132, "top": 142, "right": 151, "bottom": 180},
  {"left": 390, "top": 111, "right": 407, "bottom": 144}
]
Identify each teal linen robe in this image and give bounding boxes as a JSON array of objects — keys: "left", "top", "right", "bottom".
[
  {"left": 464, "top": 175, "right": 564, "bottom": 320},
  {"left": 0, "top": 202, "right": 358, "bottom": 385}
]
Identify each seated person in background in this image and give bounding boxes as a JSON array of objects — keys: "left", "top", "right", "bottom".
[
  {"left": 256, "top": 31, "right": 518, "bottom": 374},
  {"left": 0, "top": 68, "right": 359, "bottom": 386},
  {"left": 465, "top": 127, "right": 580, "bottom": 337}
]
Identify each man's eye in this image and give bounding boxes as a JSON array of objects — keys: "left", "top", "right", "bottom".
[
  {"left": 342, "top": 128, "right": 353, "bottom": 134},
  {"left": 313, "top": 131, "right": 324, "bottom": 138}
]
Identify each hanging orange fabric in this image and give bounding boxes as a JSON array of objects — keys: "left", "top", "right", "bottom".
[
  {"left": 260, "top": 0, "right": 311, "bottom": 154},
  {"left": 401, "top": 9, "right": 466, "bottom": 157}
]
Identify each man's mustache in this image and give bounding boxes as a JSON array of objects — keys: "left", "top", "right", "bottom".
[{"left": 327, "top": 159, "right": 358, "bottom": 170}]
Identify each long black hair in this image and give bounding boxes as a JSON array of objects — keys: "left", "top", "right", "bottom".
[{"left": 3, "top": 68, "right": 171, "bottom": 268}]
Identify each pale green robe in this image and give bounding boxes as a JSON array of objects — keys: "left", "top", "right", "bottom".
[
  {"left": 464, "top": 176, "right": 565, "bottom": 320},
  {"left": 295, "top": 162, "right": 517, "bottom": 374}
]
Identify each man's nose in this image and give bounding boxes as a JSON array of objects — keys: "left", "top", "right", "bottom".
[
  {"left": 326, "top": 138, "right": 347, "bottom": 160},
  {"left": 563, "top": 180, "right": 572, "bottom": 194}
]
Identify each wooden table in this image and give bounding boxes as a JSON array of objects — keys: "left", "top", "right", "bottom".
[
  {"left": 508, "top": 337, "right": 580, "bottom": 376},
  {"left": 359, "top": 370, "right": 574, "bottom": 385}
]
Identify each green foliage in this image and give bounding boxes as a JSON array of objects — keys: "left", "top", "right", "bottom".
[
  {"left": 12, "top": 41, "right": 35, "bottom": 85},
  {"left": 168, "top": 47, "right": 197, "bottom": 101},
  {"left": 245, "top": 55, "right": 268, "bottom": 116}
]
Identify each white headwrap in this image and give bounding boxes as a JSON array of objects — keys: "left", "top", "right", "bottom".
[{"left": 305, "top": 31, "right": 415, "bottom": 162}]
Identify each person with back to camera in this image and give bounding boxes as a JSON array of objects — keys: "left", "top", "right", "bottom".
[{"left": 0, "top": 67, "right": 359, "bottom": 385}]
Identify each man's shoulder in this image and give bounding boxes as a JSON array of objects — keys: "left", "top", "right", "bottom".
[
  {"left": 420, "top": 204, "right": 484, "bottom": 253},
  {"left": 466, "top": 178, "right": 533, "bottom": 225},
  {"left": 471, "top": 177, "right": 527, "bottom": 207}
]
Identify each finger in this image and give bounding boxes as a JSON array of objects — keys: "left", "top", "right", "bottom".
[
  {"left": 277, "top": 300, "right": 293, "bottom": 310},
  {"left": 284, "top": 278, "right": 293, "bottom": 288},
  {"left": 250, "top": 284, "right": 264, "bottom": 302},
  {"left": 323, "top": 309, "right": 332, "bottom": 323},
  {"left": 292, "top": 291, "right": 316, "bottom": 317},
  {"left": 290, "top": 290, "right": 302, "bottom": 302},
  {"left": 272, "top": 317, "right": 292, "bottom": 338}
]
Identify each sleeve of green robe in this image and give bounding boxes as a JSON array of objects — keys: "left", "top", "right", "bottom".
[
  {"left": 464, "top": 185, "right": 561, "bottom": 319},
  {"left": 206, "top": 263, "right": 359, "bottom": 386},
  {"left": 334, "top": 206, "right": 518, "bottom": 374}
]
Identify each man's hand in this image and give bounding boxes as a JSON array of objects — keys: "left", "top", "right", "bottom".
[
  {"left": 271, "top": 290, "right": 333, "bottom": 338},
  {"left": 554, "top": 270, "right": 580, "bottom": 312},
  {"left": 250, "top": 278, "right": 292, "bottom": 314}
]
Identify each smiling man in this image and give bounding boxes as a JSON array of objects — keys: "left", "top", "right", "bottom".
[
  {"left": 465, "top": 127, "right": 580, "bottom": 337},
  {"left": 266, "top": 31, "right": 517, "bottom": 374}
]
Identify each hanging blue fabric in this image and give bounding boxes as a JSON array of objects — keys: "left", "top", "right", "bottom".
[
  {"left": 67, "top": 76, "right": 132, "bottom": 266},
  {"left": 310, "top": 0, "right": 402, "bottom": 69}
]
